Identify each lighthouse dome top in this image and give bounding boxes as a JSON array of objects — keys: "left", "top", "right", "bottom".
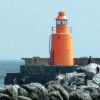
[
  {"left": 59, "top": 11, "right": 65, "bottom": 16},
  {"left": 56, "top": 11, "right": 68, "bottom": 20}
]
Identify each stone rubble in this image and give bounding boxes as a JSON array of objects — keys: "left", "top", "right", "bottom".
[{"left": 0, "top": 63, "right": 100, "bottom": 100}]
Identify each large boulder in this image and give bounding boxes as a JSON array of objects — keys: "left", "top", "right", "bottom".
[
  {"left": 81, "top": 86, "right": 100, "bottom": 100},
  {"left": 29, "top": 83, "right": 48, "bottom": 95},
  {"left": 22, "top": 83, "right": 48, "bottom": 100},
  {"left": 18, "top": 96, "right": 32, "bottom": 100},
  {"left": 65, "top": 72, "right": 85, "bottom": 86},
  {"left": 5, "top": 86, "right": 18, "bottom": 96},
  {"left": 50, "top": 85, "right": 69, "bottom": 100},
  {"left": 93, "top": 73, "right": 100, "bottom": 86},
  {"left": 48, "top": 91, "right": 63, "bottom": 100},
  {"left": 29, "top": 92, "right": 40, "bottom": 100},
  {"left": 85, "top": 63, "right": 100, "bottom": 74},
  {"left": 69, "top": 89, "right": 92, "bottom": 100},
  {"left": 29, "top": 83, "right": 48, "bottom": 100},
  {"left": 0, "top": 93, "right": 13, "bottom": 100},
  {"left": 61, "top": 83, "right": 69, "bottom": 92},
  {"left": 4, "top": 85, "right": 18, "bottom": 100},
  {"left": 0, "top": 88, "right": 6, "bottom": 94},
  {"left": 47, "top": 86, "right": 56, "bottom": 93},
  {"left": 85, "top": 63, "right": 100, "bottom": 80},
  {"left": 21, "top": 85, "right": 31, "bottom": 93},
  {"left": 48, "top": 96, "right": 58, "bottom": 100},
  {"left": 56, "top": 74, "right": 65, "bottom": 80},
  {"left": 18, "top": 87, "right": 28, "bottom": 97},
  {"left": 13, "top": 84, "right": 20, "bottom": 90}
]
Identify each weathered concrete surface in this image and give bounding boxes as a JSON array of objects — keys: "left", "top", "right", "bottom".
[{"left": 22, "top": 57, "right": 100, "bottom": 66}]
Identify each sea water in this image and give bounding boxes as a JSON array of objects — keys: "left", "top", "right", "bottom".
[{"left": 0, "top": 60, "right": 24, "bottom": 87}]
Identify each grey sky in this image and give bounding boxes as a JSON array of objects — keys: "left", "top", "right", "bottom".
[{"left": 0, "top": 0, "right": 100, "bottom": 59}]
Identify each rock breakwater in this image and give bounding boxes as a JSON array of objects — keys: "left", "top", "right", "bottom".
[{"left": 0, "top": 63, "right": 100, "bottom": 100}]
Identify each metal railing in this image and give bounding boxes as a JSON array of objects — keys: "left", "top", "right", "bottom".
[
  {"left": 52, "top": 26, "right": 72, "bottom": 34},
  {"left": 49, "top": 35, "right": 51, "bottom": 54}
]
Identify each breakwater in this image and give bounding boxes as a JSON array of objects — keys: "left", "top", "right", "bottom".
[{"left": 1, "top": 63, "right": 100, "bottom": 100}]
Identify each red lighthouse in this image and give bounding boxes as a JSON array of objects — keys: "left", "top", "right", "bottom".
[{"left": 49, "top": 11, "right": 74, "bottom": 66}]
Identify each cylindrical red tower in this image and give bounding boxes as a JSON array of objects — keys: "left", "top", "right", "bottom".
[{"left": 49, "top": 11, "right": 74, "bottom": 66}]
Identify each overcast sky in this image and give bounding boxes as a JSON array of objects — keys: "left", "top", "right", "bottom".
[{"left": 0, "top": 0, "right": 100, "bottom": 60}]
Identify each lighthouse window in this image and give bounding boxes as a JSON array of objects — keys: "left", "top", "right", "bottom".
[
  {"left": 56, "top": 20, "right": 67, "bottom": 25},
  {"left": 56, "top": 20, "right": 61, "bottom": 25},
  {"left": 65, "top": 21, "right": 67, "bottom": 24}
]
